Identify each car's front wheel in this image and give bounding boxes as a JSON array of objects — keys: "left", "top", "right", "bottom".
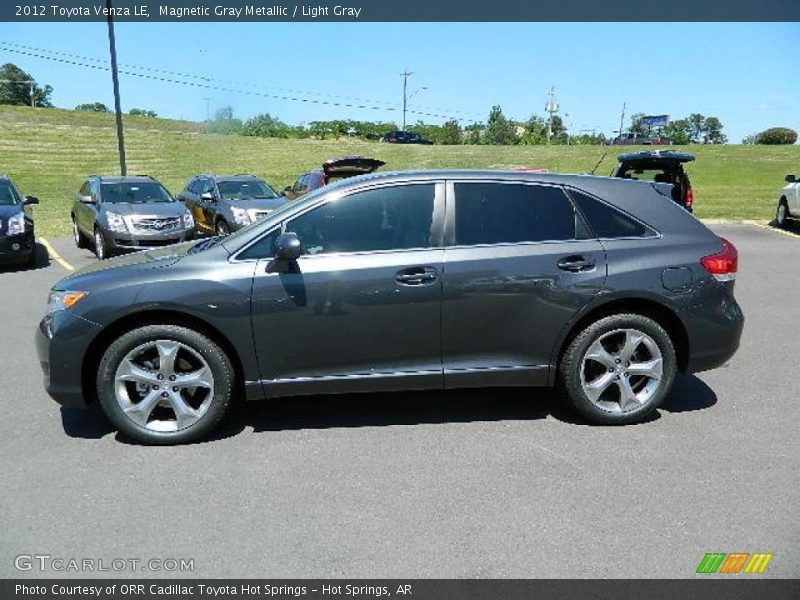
[
  {"left": 97, "top": 324, "right": 234, "bottom": 444},
  {"left": 94, "top": 227, "right": 108, "bottom": 260},
  {"left": 776, "top": 200, "right": 789, "bottom": 229},
  {"left": 558, "top": 314, "right": 677, "bottom": 424}
]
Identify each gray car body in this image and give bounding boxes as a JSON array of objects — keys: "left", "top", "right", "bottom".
[
  {"left": 176, "top": 175, "right": 286, "bottom": 235},
  {"left": 72, "top": 175, "right": 195, "bottom": 252},
  {"left": 37, "top": 170, "right": 743, "bottom": 409}
]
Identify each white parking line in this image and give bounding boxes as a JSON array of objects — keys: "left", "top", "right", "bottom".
[
  {"left": 39, "top": 237, "right": 75, "bottom": 271},
  {"left": 749, "top": 223, "right": 800, "bottom": 239}
]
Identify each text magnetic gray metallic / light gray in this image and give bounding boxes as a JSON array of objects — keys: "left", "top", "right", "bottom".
[{"left": 37, "top": 170, "right": 744, "bottom": 444}]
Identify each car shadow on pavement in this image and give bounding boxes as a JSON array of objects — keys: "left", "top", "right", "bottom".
[
  {"left": 0, "top": 243, "right": 50, "bottom": 273},
  {"left": 59, "top": 374, "right": 718, "bottom": 443}
]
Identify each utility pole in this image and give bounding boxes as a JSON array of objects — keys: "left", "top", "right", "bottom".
[
  {"left": 401, "top": 69, "right": 413, "bottom": 131},
  {"left": 617, "top": 102, "right": 626, "bottom": 138},
  {"left": 106, "top": 0, "right": 127, "bottom": 175},
  {"left": 544, "top": 85, "right": 559, "bottom": 145}
]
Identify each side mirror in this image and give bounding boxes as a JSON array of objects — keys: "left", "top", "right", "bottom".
[
  {"left": 24, "top": 196, "right": 39, "bottom": 205},
  {"left": 200, "top": 192, "right": 215, "bottom": 201},
  {"left": 275, "top": 232, "right": 302, "bottom": 260},
  {"left": 80, "top": 195, "right": 95, "bottom": 204},
  {"left": 786, "top": 174, "right": 797, "bottom": 183}
]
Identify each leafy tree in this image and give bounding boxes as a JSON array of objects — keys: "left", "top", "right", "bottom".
[
  {"left": 629, "top": 113, "right": 647, "bottom": 135},
  {"left": 484, "top": 105, "right": 517, "bottom": 145},
  {"left": 520, "top": 115, "right": 546, "bottom": 145},
  {"left": 204, "top": 106, "right": 242, "bottom": 135},
  {"left": 755, "top": 127, "right": 797, "bottom": 145},
  {"left": 129, "top": 108, "right": 157, "bottom": 117},
  {"left": 687, "top": 113, "right": 706, "bottom": 143},
  {"left": 662, "top": 119, "right": 691, "bottom": 145},
  {"left": 703, "top": 117, "right": 727, "bottom": 144},
  {"left": 741, "top": 133, "right": 757, "bottom": 145},
  {"left": 241, "top": 113, "right": 293, "bottom": 138},
  {"left": 464, "top": 122, "right": 483, "bottom": 145},
  {"left": 0, "top": 63, "right": 53, "bottom": 107},
  {"left": 75, "top": 102, "right": 110, "bottom": 112},
  {"left": 439, "top": 119, "right": 462, "bottom": 145}
]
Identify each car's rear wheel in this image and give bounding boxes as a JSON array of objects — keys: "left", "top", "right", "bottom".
[
  {"left": 216, "top": 220, "right": 231, "bottom": 236},
  {"left": 72, "top": 217, "right": 88, "bottom": 249},
  {"left": 776, "top": 200, "right": 789, "bottom": 228},
  {"left": 559, "top": 314, "right": 676, "bottom": 424},
  {"left": 94, "top": 227, "right": 108, "bottom": 260},
  {"left": 97, "top": 325, "right": 234, "bottom": 445}
]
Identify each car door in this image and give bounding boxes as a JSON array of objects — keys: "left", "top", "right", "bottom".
[
  {"left": 248, "top": 180, "right": 446, "bottom": 396},
  {"left": 80, "top": 180, "right": 101, "bottom": 233},
  {"left": 441, "top": 180, "right": 607, "bottom": 388},
  {"left": 180, "top": 178, "right": 199, "bottom": 226},
  {"left": 74, "top": 181, "right": 92, "bottom": 235}
]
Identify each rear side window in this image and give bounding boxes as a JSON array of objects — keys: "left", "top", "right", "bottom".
[
  {"left": 454, "top": 182, "right": 576, "bottom": 245},
  {"left": 569, "top": 190, "right": 649, "bottom": 238}
]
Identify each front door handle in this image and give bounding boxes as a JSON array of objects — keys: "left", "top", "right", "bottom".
[
  {"left": 396, "top": 267, "right": 438, "bottom": 285},
  {"left": 557, "top": 255, "right": 596, "bottom": 272}
]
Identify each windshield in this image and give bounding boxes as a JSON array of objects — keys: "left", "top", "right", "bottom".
[
  {"left": 0, "top": 183, "right": 21, "bottom": 206},
  {"left": 217, "top": 179, "right": 278, "bottom": 200},
  {"left": 100, "top": 182, "right": 174, "bottom": 204}
]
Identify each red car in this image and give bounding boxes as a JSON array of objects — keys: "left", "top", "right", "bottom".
[{"left": 282, "top": 156, "right": 385, "bottom": 201}]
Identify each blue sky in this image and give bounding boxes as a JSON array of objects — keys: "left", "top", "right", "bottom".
[{"left": 1, "top": 22, "right": 798, "bottom": 142}]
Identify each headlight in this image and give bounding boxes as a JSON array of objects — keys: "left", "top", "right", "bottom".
[
  {"left": 105, "top": 211, "right": 127, "bottom": 233},
  {"left": 7, "top": 212, "right": 25, "bottom": 235},
  {"left": 47, "top": 290, "right": 88, "bottom": 315},
  {"left": 183, "top": 211, "right": 194, "bottom": 229},
  {"left": 231, "top": 206, "right": 251, "bottom": 226}
]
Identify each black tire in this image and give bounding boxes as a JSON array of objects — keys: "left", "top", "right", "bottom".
[
  {"left": 93, "top": 226, "right": 109, "bottom": 260},
  {"left": 775, "top": 200, "right": 789, "bottom": 229},
  {"left": 72, "top": 216, "right": 88, "bottom": 249},
  {"left": 558, "top": 313, "right": 677, "bottom": 425},
  {"left": 216, "top": 220, "right": 231, "bottom": 236},
  {"left": 96, "top": 324, "right": 234, "bottom": 445}
]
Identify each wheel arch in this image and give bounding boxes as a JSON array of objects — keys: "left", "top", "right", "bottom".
[
  {"left": 81, "top": 309, "right": 246, "bottom": 405},
  {"left": 550, "top": 296, "right": 690, "bottom": 385}
]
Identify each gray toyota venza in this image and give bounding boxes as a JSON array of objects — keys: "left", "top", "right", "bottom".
[{"left": 36, "top": 171, "right": 744, "bottom": 444}]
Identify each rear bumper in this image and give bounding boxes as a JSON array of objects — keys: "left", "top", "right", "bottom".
[
  {"left": 681, "top": 282, "right": 744, "bottom": 374},
  {"left": 35, "top": 312, "right": 100, "bottom": 408}
]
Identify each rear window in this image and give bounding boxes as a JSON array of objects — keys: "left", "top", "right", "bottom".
[
  {"left": 617, "top": 165, "right": 681, "bottom": 185},
  {"left": 568, "top": 190, "right": 649, "bottom": 238},
  {"left": 454, "top": 182, "right": 576, "bottom": 245}
]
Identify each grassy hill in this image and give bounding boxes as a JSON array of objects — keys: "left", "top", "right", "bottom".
[{"left": 1, "top": 105, "right": 797, "bottom": 236}]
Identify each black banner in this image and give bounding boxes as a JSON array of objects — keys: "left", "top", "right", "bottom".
[
  {"left": 4, "top": 580, "right": 800, "bottom": 600},
  {"left": 1, "top": 0, "right": 798, "bottom": 22}
]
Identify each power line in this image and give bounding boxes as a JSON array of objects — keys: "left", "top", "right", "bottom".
[{"left": 0, "top": 41, "right": 484, "bottom": 121}]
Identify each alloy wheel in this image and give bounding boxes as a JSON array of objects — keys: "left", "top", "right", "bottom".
[
  {"left": 113, "top": 339, "right": 215, "bottom": 432},
  {"left": 94, "top": 230, "right": 105, "bottom": 259},
  {"left": 777, "top": 203, "right": 787, "bottom": 227},
  {"left": 579, "top": 328, "right": 663, "bottom": 413}
]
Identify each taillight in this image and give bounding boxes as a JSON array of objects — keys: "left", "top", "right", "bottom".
[
  {"left": 684, "top": 186, "right": 694, "bottom": 209},
  {"left": 701, "top": 237, "right": 738, "bottom": 281}
]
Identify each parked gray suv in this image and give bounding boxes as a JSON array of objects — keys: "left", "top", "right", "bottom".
[
  {"left": 39, "top": 170, "right": 743, "bottom": 444},
  {"left": 71, "top": 175, "right": 195, "bottom": 259},
  {"left": 176, "top": 174, "right": 286, "bottom": 236}
]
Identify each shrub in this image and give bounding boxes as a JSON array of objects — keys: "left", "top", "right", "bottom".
[{"left": 755, "top": 127, "right": 797, "bottom": 145}]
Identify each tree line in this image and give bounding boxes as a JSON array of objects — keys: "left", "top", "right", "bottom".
[{"left": 2, "top": 61, "right": 797, "bottom": 146}]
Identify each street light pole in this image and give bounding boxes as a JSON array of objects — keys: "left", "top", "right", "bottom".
[{"left": 106, "top": 0, "right": 127, "bottom": 175}]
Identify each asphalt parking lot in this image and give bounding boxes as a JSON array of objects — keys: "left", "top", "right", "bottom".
[{"left": 1, "top": 223, "right": 798, "bottom": 579}]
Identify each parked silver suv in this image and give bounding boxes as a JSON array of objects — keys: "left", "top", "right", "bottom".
[{"left": 71, "top": 175, "right": 195, "bottom": 259}]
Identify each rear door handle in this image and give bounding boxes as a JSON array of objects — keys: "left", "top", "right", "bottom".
[
  {"left": 396, "top": 267, "right": 438, "bottom": 285},
  {"left": 557, "top": 255, "right": 596, "bottom": 272}
]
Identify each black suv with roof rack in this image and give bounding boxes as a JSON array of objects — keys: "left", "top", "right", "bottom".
[
  {"left": 0, "top": 174, "right": 39, "bottom": 266},
  {"left": 71, "top": 175, "right": 196, "bottom": 260},
  {"left": 176, "top": 174, "right": 285, "bottom": 236},
  {"left": 612, "top": 151, "right": 695, "bottom": 212}
]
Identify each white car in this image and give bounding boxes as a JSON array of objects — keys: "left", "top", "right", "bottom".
[{"left": 776, "top": 174, "right": 799, "bottom": 228}]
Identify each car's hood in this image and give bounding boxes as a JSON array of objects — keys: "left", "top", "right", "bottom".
[
  {"left": 56, "top": 239, "right": 199, "bottom": 285},
  {"left": 222, "top": 197, "right": 287, "bottom": 211},
  {"left": 0, "top": 204, "right": 23, "bottom": 221},
  {"left": 323, "top": 156, "right": 385, "bottom": 178},
  {"left": 100, "top": 202, "right": 187, "bottom": 217}
]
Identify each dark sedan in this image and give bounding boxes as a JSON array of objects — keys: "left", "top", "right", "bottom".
[
  {"left": 380, "top": 130, "right": 434, "bottom": 144},
  {"left": 37, "top": 170, "right": 743, "bottom": 444},
  {"left": 0, "top": 175, "right": 38, "bottom": 266}
]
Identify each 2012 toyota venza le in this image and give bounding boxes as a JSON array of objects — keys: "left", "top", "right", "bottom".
[{"left": 36, "top": 171, "right": 744, "bottom": 444}]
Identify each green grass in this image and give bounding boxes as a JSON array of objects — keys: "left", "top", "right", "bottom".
[{"left": 1, "top": 105, "right": 798, "bottom": 236}]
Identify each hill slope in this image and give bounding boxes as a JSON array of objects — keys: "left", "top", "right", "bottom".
[{"left": 0, "top": 105, "right": 797, "bottom": 236}]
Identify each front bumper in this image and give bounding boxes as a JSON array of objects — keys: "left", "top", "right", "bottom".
[
  {"left": 100, "top": 228, "right": 195, "bottom": 252},
  {"left": 35, "top": 311, "right": 101, "bottom": 408},
  {"left": 0, "top": 231, "right": 35, "bottom": 263}
]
